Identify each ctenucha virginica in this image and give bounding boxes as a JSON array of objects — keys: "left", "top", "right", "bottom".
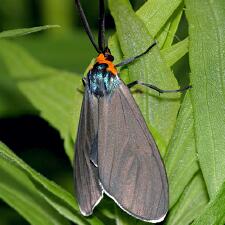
[{"left": 74, "top": 0, "right": 191, "bottom": 223}]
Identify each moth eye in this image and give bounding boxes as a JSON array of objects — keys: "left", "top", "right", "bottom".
[{"left": 106, "top": 54, "right": 114, "bottom": 62}]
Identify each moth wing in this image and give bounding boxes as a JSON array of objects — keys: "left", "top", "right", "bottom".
[
  {"left": 74, "top": 87, "right": 102, "bottom": 216},
  {"left": 97, "top": 82, "right": 168, "bottom": 222}
]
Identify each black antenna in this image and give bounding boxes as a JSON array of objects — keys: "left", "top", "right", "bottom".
[
  {"left": 98, "top": 0, "right": 106, "bottom": 51},
  {"left": 75, "top": 0, "right": 100, "bottom": 53}
]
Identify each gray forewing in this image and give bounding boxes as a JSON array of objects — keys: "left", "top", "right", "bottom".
[
  {"left": 74, "top": 86, "right": 102, "bottom": 216},
  {"left": 97, "top": 82, "right": 168, "bottom": 222}
]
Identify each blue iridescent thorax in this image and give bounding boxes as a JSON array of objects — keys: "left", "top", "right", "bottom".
[{"left": 88, "top": 63, "right": 121, "bottom": 97}]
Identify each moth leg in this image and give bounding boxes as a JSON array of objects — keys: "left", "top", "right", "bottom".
[
  {"left": 115, "top": 40, "right": 157, "bottom": 68},
  {"left": 82, "top": 77, "right": 87, "bottom": 87},
  {"left": 127, "top": 80, "right": 192, "bottom": 94}
]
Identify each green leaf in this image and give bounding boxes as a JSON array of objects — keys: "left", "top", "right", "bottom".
[
  {"left": 0, "top": 39, "right": 82, "bottom": 163},
  {"left": 136, "top": 0, "right": 182, "bottom": 37},
  {"left": 185, "top": 0, "right": 225, "bottom": 198},
  {"left": 165, "top": 173, "right": 209, "bottom": 225},
  {"left": 0, "top": 142, "right": 103, "bottom": 225},
  {"left": 156, "top": 21, "right": 171, "bottom": 49},
  {"left": 192, "top": 180, "right": 225, "bottom": 225},
  {"left": 0, "top": 157, "right": 70, "bottom": 225},
  {"left": 155, "top": 3, "right": 183, "bottom": 49},
  {"left": 162, "top": 38, "right": 189, "bottom": 67},
  {"left": 108, "top": 0, "right": 181, "bottom": 155},
  {"left": 0, "top": 25, "right": 60, "bottom": 38},
  {"left": 108, "top": 34, "right": 123, "bottom": 65},
  {"left": 163, "top": 4, "right": 184, "bottom": 48},
  {"left": 165, "top": 93, "right": 199, "bottom": 208}
]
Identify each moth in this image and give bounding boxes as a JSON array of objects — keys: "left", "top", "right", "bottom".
[{"left": 74, "top": 0, "right": 190, "bottom": 222}]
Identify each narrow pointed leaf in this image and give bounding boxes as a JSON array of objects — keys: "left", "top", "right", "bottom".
[
  {"left": 0, "top": 157, "right": 70, "bottom": 225},
  {"left": 137, "top": 0, "right": 182, "bottom": 37},
  {"left": 156, "top": 21, "right": 172, "bottom": 49},
  {"left": 161, "top": 38, "right": 189, "bottom": 67},
  {"left": 165, "top": 173, "right": 209, "bottom": 225},
  {"left": 0, "top": 39, "right": 82, "bottom": 162},
  {"left": 0, "top": 142, "right": 103, "bottom": 225},
  {"left": 165, "top": 93, "right": 199, "bottom": 208},
  {"left": 192, "top": 181, "right": 225, "bottom": 225},
  {"left": 163, "top": 4, "right": 184, "bottom": 48},
  {"left": 0, "top": 25, "right": 60, "bottom": 38},
  {"left": 185, "top": 0, "right": 225, "bottom": 198}
]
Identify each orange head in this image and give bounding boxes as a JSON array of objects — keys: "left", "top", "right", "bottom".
[{"left": 96, "top": 47, "right": 118, "bottom": 75}]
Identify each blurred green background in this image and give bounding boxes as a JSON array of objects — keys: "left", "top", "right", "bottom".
[
  {"left": 0, "top": 0, "right": 147, "bottom": 224},
  {"left": 0, "top": 0, "right": 145, "bottom": 73}
]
